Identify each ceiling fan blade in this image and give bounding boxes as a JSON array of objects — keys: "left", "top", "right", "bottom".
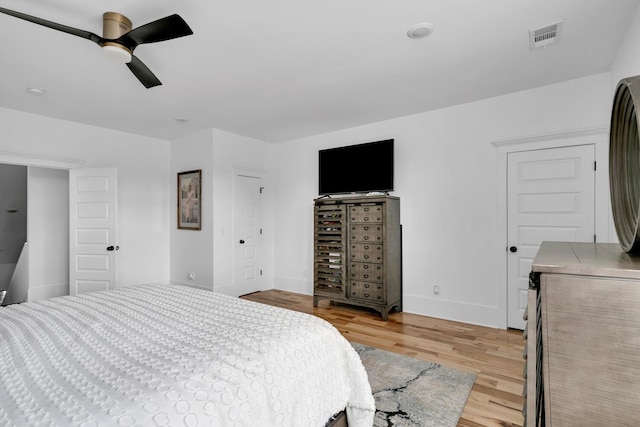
[
  {"left": 118, "top": 14, "right": 193, "bottom": 50},
  {"left": 127, "top": 55, "right": 162, "bottom": 88},
  {"left": 0, "top": 7, "right": 103, "bottom": 45}
]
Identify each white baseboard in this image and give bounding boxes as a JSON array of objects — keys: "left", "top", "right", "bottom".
[
  {"left": 272, "top": 276, "right": 312, "bottom": 295},
  {"left": 403, "top": 293, "right": 502, "bottom": 329},
  {"left": 269, "top": 278, "right": 503, "bottom": 328},
  {"left": 27, "top": 283, "right": 69, "bottom": 301}
]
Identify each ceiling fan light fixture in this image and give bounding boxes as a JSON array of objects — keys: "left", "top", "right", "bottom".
[
  {"left": 102, "top": 43, "right": 132, "bottom": 63},
  {"left": 103, "top": 12, "right": 132, "bottom": 39},
  {"left": 101, "top": 11, "right": 133, "bottom": 63}
]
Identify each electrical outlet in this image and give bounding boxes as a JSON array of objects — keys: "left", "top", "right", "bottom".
[
  {"left": 433, "top": 285, "right": 440, "bottom": 295},
  {"left": 188, "top": 272, "right": 195, "bottom": 281}
]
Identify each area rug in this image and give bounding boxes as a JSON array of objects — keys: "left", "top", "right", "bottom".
[{"left": 352, "top": 342, "right": 476, "bottom": 427}]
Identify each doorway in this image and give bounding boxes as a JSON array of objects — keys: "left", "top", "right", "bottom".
[
  {"left": 233, "top": 173, "right": 263, "bottom": 296},
  {"left": 0, "top": 164, "right": 69, "bottom": 305},
  {"left": 494, "top": 128, "right": 610, "bottom": 330},
  {"left": 0, "top": 164, "right": 27, "bottom": 305},
  {"left": 506, "top": 144, "right": 595, "bottom": 329}
]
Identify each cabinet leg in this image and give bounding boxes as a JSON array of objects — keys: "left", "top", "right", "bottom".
[{"left": 313, "top": 295, "right": 319, "bottom": 307}]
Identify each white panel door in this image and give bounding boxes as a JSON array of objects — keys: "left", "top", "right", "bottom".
[
  {"left": 69, "top": 168, "right": 118, "bottom": 295},
  {"left": 507, "top": 145, "right": 594, "bottom": 329},
  {"left": 233, "top": 174, "right": 262, "bottom": 296}
]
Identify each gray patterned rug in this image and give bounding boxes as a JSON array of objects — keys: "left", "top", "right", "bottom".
[{"left": 352, "top": 342, "right": 476, "bottom": 427}]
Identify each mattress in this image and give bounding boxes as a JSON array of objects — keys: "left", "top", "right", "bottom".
[{"left": 0, "top": 284, "right": 375, "bottom": 426}]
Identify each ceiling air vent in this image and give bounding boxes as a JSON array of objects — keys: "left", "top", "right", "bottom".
[{"left": 529, "top": 21, "right": 562, "bottom": 50}]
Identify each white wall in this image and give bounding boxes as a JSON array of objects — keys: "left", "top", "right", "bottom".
[
  {"left": 611, "top": 4, "right": 640, "bottom": 89},
  {"left": 0, "top": 107, "right": 171, "bottom": 288},
  {"left": 27, "top": 167, "right": 69, "bottom": 300},
  {"left": 170, "top": 128, "right": 274, "bottom": 295},
  {"left": 210, "top": 128, "right": 274, "bottom": 294},
  {"left": 3, "top": 7, "right": 640, "bottom": 326},
  {"left": 272, "top": 72, "right": 612, "bottom": 328},
  {"left": 607, "top": 3, "right": 640, "bottom": 245},
  {"left": 170, "top": 129, "right": 215, "bottom": 289}
]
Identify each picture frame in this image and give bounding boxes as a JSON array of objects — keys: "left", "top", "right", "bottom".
[{"left": 177, "top": 169, "right": 202, "bottom": 230}]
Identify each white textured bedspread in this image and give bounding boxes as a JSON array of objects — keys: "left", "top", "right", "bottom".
[{"left": 0, "top": 284, "right": 375, "bottom": 426}]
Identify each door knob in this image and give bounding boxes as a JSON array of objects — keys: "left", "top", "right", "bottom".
[
  {"left": 509, "top": 246, "right": 518, "bottom": 253},
  {"left": 239, "top": 240, "right": 245, "bottom": 244},
  {"left": 107, "top": 245, "right": 119, "bottom": 251}
]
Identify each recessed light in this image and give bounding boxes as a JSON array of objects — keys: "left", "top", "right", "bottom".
[
  {"left": 27, "top": 87, "right": 46, "bottom": 95},
  {"left": 407, "top": 22, "right": 434, "bottom": 39}
]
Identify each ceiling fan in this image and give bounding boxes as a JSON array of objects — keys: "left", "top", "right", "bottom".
[{"left": 0, "top": 7, "right": 193, "bottom": 88}]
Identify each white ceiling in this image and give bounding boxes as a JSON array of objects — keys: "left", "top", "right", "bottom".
[{"left": 0, "top": 0, "right": 638, "bottom": 143}]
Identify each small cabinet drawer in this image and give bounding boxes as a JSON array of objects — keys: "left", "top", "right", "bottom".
[
  {"left": 350, "top": 224, "right": 383, "bottom": 242},
  {"left": 350, "top": 262, "right": 383, "bottom": 282},
  {"left": 350, "top": 205, "right": 383, "bottom": 223},
  {"left": 350, "top": 243, "right": 383, "bottom": 262},
  {"left": 350, "top": 281, "right": 383, "bottom": 301}
]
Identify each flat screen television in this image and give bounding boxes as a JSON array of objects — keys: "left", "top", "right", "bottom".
[{"left": 318, "top": 139, "right": 394, "bottom": 195}]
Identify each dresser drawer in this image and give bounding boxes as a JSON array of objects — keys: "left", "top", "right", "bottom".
[
  {"left": 350, "top": 281, "right": 384, "bottom": 302},
  {"left": 349, "top": 262, "right": 383, "bottom": 282},
  {"left": 350, "top": 243, "right": 383, "bottom": 262},
  {"left": 349, "top": 205, "right": 383, "bottom": 223},
  {"left": 350, "top": 224, "right": 383, "bottom": 243}
]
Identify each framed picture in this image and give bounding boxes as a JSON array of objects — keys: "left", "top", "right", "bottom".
[{"left": 177, "top": 169, "right": 201, "bottom": 230}]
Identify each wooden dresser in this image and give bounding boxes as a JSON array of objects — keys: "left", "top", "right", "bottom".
[
  {"left": 526, "top": 242, "right": 640, "bottom": 426},
  {"left": 313, "top": 195, "right": 401, "bottom": 320}
]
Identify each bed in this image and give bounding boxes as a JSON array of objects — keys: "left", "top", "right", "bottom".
[{"left": 0, "top": 284, "right": 375, "bottom": 426}]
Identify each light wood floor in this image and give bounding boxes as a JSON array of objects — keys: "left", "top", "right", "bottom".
[{"left": 241, "top": 290, "right": 525, "bottom": 427}]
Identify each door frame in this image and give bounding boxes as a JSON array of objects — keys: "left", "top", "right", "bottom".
[
  {"left": 492, "top": 126, "right": 610, "bottom": 329},
  {"left": 0, "top": 151, "right": 86, "bottom": 301},
  {"left": 0, "top": 151, "right": 86, "bottom": 170}
]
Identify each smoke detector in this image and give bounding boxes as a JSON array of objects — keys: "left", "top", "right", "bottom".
[
  {"left": 529, "top": 21, "right": 562, "bottom": 50},
  {"left": 407, "top": 23, "right": 434, "bottom": 39}
]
